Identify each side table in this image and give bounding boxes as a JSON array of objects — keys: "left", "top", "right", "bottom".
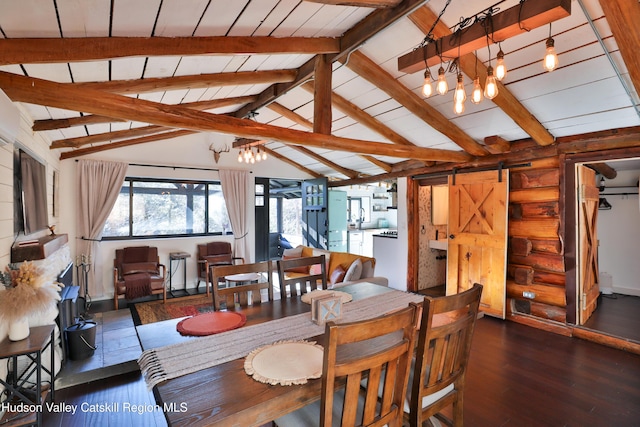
[
  {"left": 169, "top": 252, "right": 191, "bottom": 297},
  {"left": 0, "top": 324, "right": 55, "bottom": 427}
]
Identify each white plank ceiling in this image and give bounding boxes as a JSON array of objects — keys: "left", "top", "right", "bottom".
[{"left": 0, "top": 0, "right": 638, "bottom": 180}]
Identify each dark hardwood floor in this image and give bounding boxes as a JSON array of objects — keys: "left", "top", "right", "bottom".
[
  {"left": 584, "top": 293, "right": 640, "bottom": 343},
  {"left": 42, "top": 314, "right": 640, "bottom": 426}
]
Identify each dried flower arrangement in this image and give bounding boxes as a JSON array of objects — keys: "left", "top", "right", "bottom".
[{"left": 0, "top": 261, "right": 63, "bottom": 323}]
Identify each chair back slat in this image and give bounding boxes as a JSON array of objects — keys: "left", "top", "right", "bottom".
[
  {"left": 320, "top": 303, "right": 420, "bottom": 427},
  {"left": 210, "top": 261, "right": 274, "bottom": 310},
  {"left": 277, "top": 255, "right": 327, "bottom": 298},
  {"left": 409, "top": 283, "right": 483, "bottom": 427}
]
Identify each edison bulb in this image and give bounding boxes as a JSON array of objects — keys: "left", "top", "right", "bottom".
[
  {"left": 436, "top": 66, "right": 448, "bottom": 95},
  {"left": 495, "top": 49, "right": 507, "bottom": 81},
  {"left": 422, "top": 70, "right": 433, "bottom": 98},
  {"left": 543, "top": 37, "right": 559, "bottom": 72},
  {"left": 484, "top": 66, "right": 499, "bottom": 100},
  {"left": 471, "top": 77, "right": 483, "bottom": 104},
  {"left": 453, "top": 73, "right": 466, "bottom": 104}
]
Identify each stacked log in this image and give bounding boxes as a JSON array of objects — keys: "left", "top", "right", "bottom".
[{"left": 507, "top": 158, "right": 566, "bottom": 322}]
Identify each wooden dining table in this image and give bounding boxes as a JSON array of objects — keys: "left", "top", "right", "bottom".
[{"left": 136, "top": 282, "right": 401, "bottom": 427}]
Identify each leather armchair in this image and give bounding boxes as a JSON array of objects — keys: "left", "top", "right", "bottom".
[
  {"left": 196, "top": 241, "right": 244, "bottom": 296},
  {"left": 113, "top": 246, "right": 166, "bottom": 310}
]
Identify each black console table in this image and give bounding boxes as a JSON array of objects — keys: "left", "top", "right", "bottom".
[{"left": 0, "top": 325, "right": 55, "bottom": 427}]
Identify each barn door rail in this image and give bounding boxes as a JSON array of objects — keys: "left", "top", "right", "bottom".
[{"left": 412, "top": 162, "right": 531, "bottom": 185}]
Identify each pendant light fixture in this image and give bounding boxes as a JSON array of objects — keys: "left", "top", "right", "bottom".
[
  {"left": 436, "top": 65, "right": 448, "bottom": 95},
  {"left": 453, "top": 72, "right": 466, "bottom": 115},
  {"left": 484, "top": 66, "right": 499, "bottom": 100},
  {"left": 422, "top": 68, "right": 433, "bottom": 97},
  {"left": 495, "top": 43, "right": 507, "bottom": 81},
  {"left": 543, "top": 24, "right": 559, "bottom": 72}
]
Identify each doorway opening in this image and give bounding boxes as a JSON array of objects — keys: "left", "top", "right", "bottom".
[{"left": 565, "top": 154, "right": 640, "bottom": 344}]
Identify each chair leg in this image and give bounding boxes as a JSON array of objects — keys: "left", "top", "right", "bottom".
[{"left": 114, "top": 294, "right": 119, "bottom": 310}]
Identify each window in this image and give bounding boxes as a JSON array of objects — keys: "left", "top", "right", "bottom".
[{"left": 102, "top": 177, "right": 231, "bottom": 239}]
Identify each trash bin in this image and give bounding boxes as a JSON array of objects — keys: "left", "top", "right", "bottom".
[{"left": 65, "top": 320, "right": 97, "bottom": 360}]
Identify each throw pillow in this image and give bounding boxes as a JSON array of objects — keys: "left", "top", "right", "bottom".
[
  {"left": 343, "top": 258, "right": 363, "bottom": 282},
  {"left": 361, "top": 260, "right": 374, "bottom": 278},
  {"left": 282, "top": 255, "right": 309, "bottom": 274},
  {"left": 330, "top": 265, "right": 346, "bottom": 285},
  {"left": 309, "top": 262, "right": 322, "bottom": 276},
  {"left": 283, "top": 246, "right": 303, "bottom": 257}
]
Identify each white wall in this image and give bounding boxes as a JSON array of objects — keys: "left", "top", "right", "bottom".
[
  {"left": 58, "top": 132, "right": 311, "bottom": 300},
  {"left": 597, "top": 170, "right": 640, "bottom": 296}
]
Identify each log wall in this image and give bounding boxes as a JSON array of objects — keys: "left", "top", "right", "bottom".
[{"left": 507, "top": 158, "right": 567, "bottom": 322}]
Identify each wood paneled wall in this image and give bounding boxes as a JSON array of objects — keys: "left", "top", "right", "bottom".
[{"left": 507, "top": 158, "right": 567, "bottom": 323}]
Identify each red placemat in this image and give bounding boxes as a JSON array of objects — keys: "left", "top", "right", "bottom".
[{"left": 176, "top": 311, "right": 247, "bottom": 336}]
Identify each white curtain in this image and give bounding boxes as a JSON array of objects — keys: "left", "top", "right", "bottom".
[
  {"left": 219, "top": 169, "right": 250, "bottom": 262},
  {"left": 77, "top": 159, "right": 128, "bottom": 297}
]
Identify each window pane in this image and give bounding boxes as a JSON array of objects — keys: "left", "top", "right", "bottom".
[
  {"left": 132, "top": 182, "right": 206, "bottom": 236},
  {"left": 282, "top": 198, "right": 302, "bottom": 236},
  {"left": 103, "top": 184, "right": 130, "bottom": 237},
  {"left": 269, "top": 198, "right": 278, "bottom": 233},
  {"left": 208, "top": 184, "right": 231, "bottom": 233}
]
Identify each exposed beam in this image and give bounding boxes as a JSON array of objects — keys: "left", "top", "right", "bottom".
[
  {"left": 59, "top": 129, "right": 195, "bottom": 160},
  {"left": 74, "top": 70, "right": 297, "bottom": 94},
  {"left": 51, "top": 125, "right": 165, "bottom": 149},
  {"left": 261, "top": 146, "right": 323, "bottom": 178},
  {"left": 484, "top": 135, "right": 512, "bottom": 154},
  {"left": 268, "top": 101, "right": 393, "bottom": 172},
  {"left": 301, "top": 82, "right": 415, "bottom": 147},
  {"left": 304, "top": 0, "right": 401, "bottom": 7},
  {"left": 35, "top": 95, "right": 258, "bottom": 131},
  {"left": 288, "top": 146, "right": 359, "bottom": 179},
  {"left": 33, "top": 114, "right": 127, "bottom": 131},
  {"left": 267, "top": 103, "right": 314, "bottom": 128},
  {"left": 398, "top": 0, "right": 572, "bottom": 74},
  {"left": 313, "top": 54, "right": 333, "bottom": 135},
  {"left": 0, "top": 71, "right": 471, "bottom": 162},
  {"left": 0, "top": 36, "right": 339, "bottom": 65},
  {"left": 588, "top": 163, "right": 617, "bottom": 180},
  {"left": 343, "top": 51, "right": 488, "bottom": 156},
  {"left": 234, "top": 0, "right": 430, "bottom": 119},
  {"left": 598, "top": 0, "right": 640, "bottom": 100},
  {"left": 409, "top": 6, "right": 556, "bottom": 147},
  {"left": 328, "top": 126, "right": 640, "bottom": 187}
]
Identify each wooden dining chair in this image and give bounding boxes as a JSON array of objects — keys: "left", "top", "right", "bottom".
[
  {"left": 407, "top": 283, "right": 483, "bottom": 427},
  {"left": 277, "top": 255, "right": 327, "bottom": 298},
  {"left": 210, "top": 261, "right": 274, "bottom": 310},
  {"left": 275, "top": 302, "right": 421, "bottom": 427}
]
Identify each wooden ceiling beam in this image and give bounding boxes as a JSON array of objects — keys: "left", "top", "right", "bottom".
[
  {"left": 304, "top": 0, "right": 401, "bottom": 8},
  {"left": 588, "top": 163, "right": 617, "bottom": 180},
  {"left": 313, "top": 54, "right": 333, "bottom": 135},
  {"left": 289, "top": 146, "right": 359, "bottom": 179},
  {"left": 51, "top": 125, "right": 165, "bottom": 149},
  {"left": 234, "top": 137, "right": 359, "bottom": 178},
  {"left": 59, "top": 129, "right": 195, "bottom": 160},
  {"left": 268, "top": 101, "right": 393, "bottom": 172},
  {"left": 34, "top": 95, "right": 258, "bottom": 131},
  {"left": 74, "top": 70, "right": 297, "bottom": 94},
  {"left": 409, "top": 6, "right": 556, "bottom": 147},
  {"left": 260, "top": 146, "right": 323, "bottom": 178},
  {"left": 0, "top": 71, "right": 470, "bottom": 162},
  {"left": 0, "top": 36, "right": 339, "bottom": 65},
  {"left": 344, "top": 51, "right": 488, "bottom": 156},
  {"left": 484, "top": 135, "right": 512, "bottom": 154},
  {"left": 598, "top": 0, "right": 640, "bottom": 100},
  {"left": 301, "top": 82, "right": 415, "bottom": 147},
  {"left": 398, "top": 0, "right": 572, "bottom": 74},
  {"left": 33, "top": 114, "right": 127, "bottom": 131},
  {"left": 234, "top": 0, "right": 430, "bottom": 119}
]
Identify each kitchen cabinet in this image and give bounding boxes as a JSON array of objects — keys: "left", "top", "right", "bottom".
[{"left": 348, "top": 231, "right": 363, "bottom": 255}]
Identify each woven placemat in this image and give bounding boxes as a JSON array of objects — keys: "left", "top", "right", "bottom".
[{"left": 244, "top": 340, "right": 324, "bottom": 386}]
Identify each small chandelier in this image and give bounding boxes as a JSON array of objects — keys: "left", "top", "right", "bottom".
[{"left": 237, "top": 144, "right": 267, "bottom": 164}]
